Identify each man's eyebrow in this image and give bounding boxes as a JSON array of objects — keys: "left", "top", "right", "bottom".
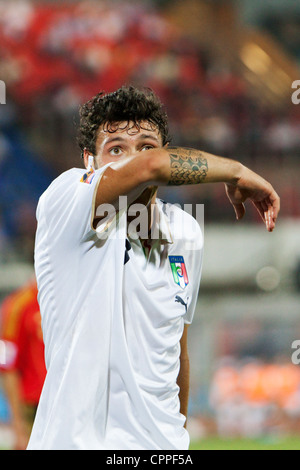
[
  {"left": 103, "top": 134, "right": 160, "bottom": 145},
  {"left": 103, "top": 136, "right": 127, "bottom": 145},
  {"left": 137, "top": 134, "right": 160, "bottom": 142}
]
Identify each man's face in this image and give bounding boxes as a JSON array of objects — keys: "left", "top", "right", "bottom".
[{"left": 84, "top": 120, "right": 163, "bottom": 169}]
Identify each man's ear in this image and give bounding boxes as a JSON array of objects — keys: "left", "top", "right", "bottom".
[{"left": 83, "top": 148, "right": 94, "bottom": 169}]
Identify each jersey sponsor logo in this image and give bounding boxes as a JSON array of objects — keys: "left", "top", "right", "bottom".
[
  {"left": 169, "top": 255, "right": 189, "bottom": 289},
  {"left": 80, "top": 168, "right": 95, "bottom": 184}
]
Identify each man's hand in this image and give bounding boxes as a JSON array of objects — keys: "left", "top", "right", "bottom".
[{"left": 225, "top": 166, "right": 280, "bottom": 232}]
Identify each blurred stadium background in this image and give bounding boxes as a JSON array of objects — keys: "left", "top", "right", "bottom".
[{"left": 0, "top": 0, "right": 300, "bottom": 450}]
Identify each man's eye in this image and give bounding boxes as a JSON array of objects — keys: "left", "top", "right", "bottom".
[
  {"left": 109, "top": 147, "right": 122, "bottom": 156},
  {"left": 141, "top": 145, "right": 154, "bottom": 152}
]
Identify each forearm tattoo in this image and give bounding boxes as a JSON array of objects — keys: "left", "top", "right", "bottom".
[{"left": 167, "top": 147, "right": 208, "bottom": 186}]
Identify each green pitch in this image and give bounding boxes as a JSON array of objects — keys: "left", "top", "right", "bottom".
[
  {"left": 1, "top": 436, "right": 299, "bottom": 451},
  {"left": 190, "top": 436, "right": 300, "bottom": 450}
]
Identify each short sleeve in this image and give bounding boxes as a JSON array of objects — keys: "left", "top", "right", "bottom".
[{"left": 38, "top": 164, "right": 113, "bottom": 248}]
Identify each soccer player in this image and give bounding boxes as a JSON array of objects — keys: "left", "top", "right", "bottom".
[
  {"left": 27, "top": 86, "right": 280, "bottom": 450},
  {"left": 0, "top": 280, "right": 46, "bottom": 449}
]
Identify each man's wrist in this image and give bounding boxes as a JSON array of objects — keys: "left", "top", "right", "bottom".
[{"left": 225, "top": 160, "right": 244, "bottom": 186}]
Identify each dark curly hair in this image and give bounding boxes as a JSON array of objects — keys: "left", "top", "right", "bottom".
[{"left": 77, "top": 86, "right": 171, "bottom": 157}]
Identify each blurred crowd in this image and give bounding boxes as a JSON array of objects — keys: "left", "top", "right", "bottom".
[
  {"left": 209, "top": 357, "right": 300, "bottom": 438},
  {"left": 188, "top": 356, "right": 300, "bottom": 441},
  {"left": 0, "top": 0, "right": 300, "bottom": 261}
]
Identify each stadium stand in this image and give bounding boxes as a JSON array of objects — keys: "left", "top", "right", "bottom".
[{"left": 0, "top": 0, "right": 299, "bottom": 261}]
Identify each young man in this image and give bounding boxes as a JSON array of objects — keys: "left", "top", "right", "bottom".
[{"left": 27, "top": 86, "right": 279, "bottom": 450}]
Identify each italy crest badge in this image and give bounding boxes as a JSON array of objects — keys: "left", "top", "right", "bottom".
[{"left": 169, "top": 256, "right": 189, "bottom": 289}]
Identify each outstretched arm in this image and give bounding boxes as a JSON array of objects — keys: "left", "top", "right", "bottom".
[{"left": 95, "top": 146, "right": 280, "bottom": 231}]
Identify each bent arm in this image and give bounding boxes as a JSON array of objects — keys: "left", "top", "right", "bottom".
[
  {"left": 95, "top": 146, "right": 280, "bottom": 231},
  {"left": 96, "top": 147, "right": 240, "bottom": 205}
]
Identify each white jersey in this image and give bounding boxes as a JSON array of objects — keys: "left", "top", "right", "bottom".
[{"left": 28, "top": 164, "right": 203, "bottom": 450}]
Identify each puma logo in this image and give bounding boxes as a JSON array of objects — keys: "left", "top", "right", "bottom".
[{"left": 175, "top": 295, "right": 189, "bottom": 314}]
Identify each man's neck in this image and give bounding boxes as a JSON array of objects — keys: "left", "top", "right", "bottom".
[{"left": 127, "top": 186, "right": 158, "bottom": 239}]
